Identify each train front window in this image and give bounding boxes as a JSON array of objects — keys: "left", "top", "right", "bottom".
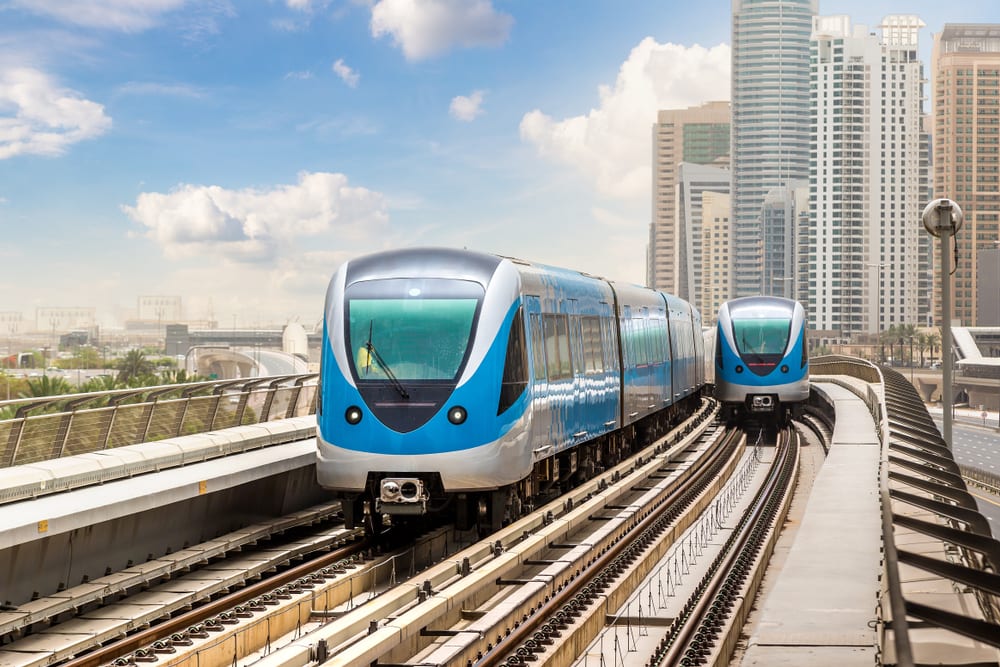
[
  {"left": 732, "top": 318, "right": 791, "bottom": 359},
  {"left": 346, "top": 278, "right": 482, "bottom": 381}
]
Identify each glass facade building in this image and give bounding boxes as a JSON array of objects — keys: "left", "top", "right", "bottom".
[
  {"left": 731, "top": 0, "right": 816, "bottom": 298},
  {"left": 648, "top": 102, "right": 730, "bottom": 293}
]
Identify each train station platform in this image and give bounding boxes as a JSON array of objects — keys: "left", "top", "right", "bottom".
[{"left": 739, "top": 380, "right": 883, "bottom": 664}]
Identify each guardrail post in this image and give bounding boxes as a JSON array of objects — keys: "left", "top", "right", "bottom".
[
  {"left": 4, "top": 418, "right": 24, "bottom": 467},
  {"left": 260, "top": 376, "right": 291, "bottom": 422},
  {"left": 285, "top": 376, "right": 311, "bottom": 419}
]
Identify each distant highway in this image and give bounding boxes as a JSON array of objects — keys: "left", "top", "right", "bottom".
[{"left": 930, "top": 412, "right": 1000, "bottom": 536}]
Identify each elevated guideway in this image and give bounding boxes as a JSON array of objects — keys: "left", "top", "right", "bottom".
[
  {"left": 0, "top": 418, "right": 325, "bottom": 610},
  {"left": 1, "top": 360, "right": 999, "bottom": 666}
]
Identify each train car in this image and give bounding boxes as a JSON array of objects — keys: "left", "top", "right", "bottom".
[
  {"left": 316, "top": 247, "right": 704, "bottom": 534},
  {"left": 714, "top": 296, "right": 809, "bottom": 423}
]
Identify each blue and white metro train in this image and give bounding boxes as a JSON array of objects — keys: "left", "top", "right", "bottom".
[
  {"left": 316, "top": 247, "right": 706, "bottom": 534},
  {"left": 714, "top": 296, "right": 810, "bottom": 423}
]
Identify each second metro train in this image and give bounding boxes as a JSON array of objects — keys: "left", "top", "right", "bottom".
[
  {"left": 316, "top": 247, "right": 706, "bottom": 534},
  {"left": 714, "top": 296, "right": 809, "bottom": 423}
]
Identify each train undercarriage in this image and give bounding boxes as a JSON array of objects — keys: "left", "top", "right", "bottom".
[{"left": 337, "top": 393, "right": 704, "bottom": 538}]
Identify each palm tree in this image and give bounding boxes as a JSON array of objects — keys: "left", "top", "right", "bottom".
[
  {"left": 22, "top": 375, "right": 73, "bottom": 398},
  {"left": 917, "top": 332, "right": 930, "bottom": 367},
  {"left": 82, "top": 374, "right": 118, "bottom": 392},
  {"left": 927, "top": 330, "right": 941, "bottom": 364},
  {"left": 117, "top": 349, "right": 155, "bottom": 385},
  {"left": 159, "top": 369, "right": 206, "bottom": 385},
  {"left": 897, "top": 323, "right": 919, "bottom": 366}
]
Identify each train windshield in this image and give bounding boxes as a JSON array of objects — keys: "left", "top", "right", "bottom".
[
  {"left": 731, "top": 317, "right": 791, "bottom": 360},
  {"left": 346, "top": 278, "right": 483, "bottom": 381}
]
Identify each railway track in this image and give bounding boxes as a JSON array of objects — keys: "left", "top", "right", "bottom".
[
  {"left": 101, "top": 400, "right": 724, "bottom": 667},
  {"left": 2, "top": 398, "right": 818, "bottom": 667}
]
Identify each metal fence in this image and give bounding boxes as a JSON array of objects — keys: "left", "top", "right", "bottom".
[{"left": 0, "top": 374, "right": 317, "bottom": 468}]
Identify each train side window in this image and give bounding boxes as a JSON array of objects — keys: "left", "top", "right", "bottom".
[
  {"left": 543, "top": 313, "right": 559, "bottom": 380},
  {"left": 498, "top": 307, "right": 528, "bottom": 414},
  {"left": 621, "top": 306, "right": 634, "bottom": 366},
  {"left": 603, "top": 315, "right": 618, "bottom": 370},
  {"left": 529, "top": 312, "right": 546, "bottom": 381},
  {"left": 801, "top": 327, "right": 809, "bottom": 368},
  {"left": 582, "top": 316, "right": 602, "bottom": 373},
  {"left": 569, "top": 313, "right": 583, "bottom": 376},
  {"left": 543, "top": 313, "right": 571, "bottom": 381},
  {"left": 556, "top": 314, "right": 572, "bottom": 379}
]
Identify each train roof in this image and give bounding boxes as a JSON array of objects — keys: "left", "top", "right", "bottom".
[
  {"left": 720, "top": 296, "right": 802, "bottom": 318},
  {"left": 345, "top": 247, "right": 503, "bottom": 286}
]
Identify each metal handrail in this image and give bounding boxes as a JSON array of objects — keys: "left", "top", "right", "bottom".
[{"left": 0, "top": 373, "right": 318, "bottom": 468}]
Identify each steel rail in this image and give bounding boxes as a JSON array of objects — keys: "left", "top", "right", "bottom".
[
  {"left": 654, "top": 426, "right": 797, "bottom": 666},
  {"left": 476, "top": 426, "right": 744, "bottom": 667},
  {"left": 59, "top": 535, "right": 366, "bottom": 667}
]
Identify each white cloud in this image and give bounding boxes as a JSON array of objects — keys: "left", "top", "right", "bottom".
[
  {"left": 370, "top": 0, "right": 512, "bottom": 61},
  {"left": 122, "top": 171, "right": 389, "bottom": 263},
  {"left": 284, "top": 70, "right": 315, "bottom": 80},
  {"left": 0, "top": 67, "right": 112, "bottom": 159},
  {"left": 520, "top": 39, "right": 730, "bottom": 199},
  {"left": 332, "top": 59, "right": 360, "bottom": 87},
  {"left": 7, "top": 0, "right": 188, "bottom": 31},
  {"left": 449, "top": 90, "right": 484, "bottom": 121}
]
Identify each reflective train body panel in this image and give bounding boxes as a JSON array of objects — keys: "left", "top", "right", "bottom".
[
  {"left": 315, "top": 247, "right": 704, "bottom": 529},
  {"left": 714, "top": 296, "right": 809, "bottom": 421}
]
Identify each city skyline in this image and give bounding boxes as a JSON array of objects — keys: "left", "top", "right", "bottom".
[{"left": 1, "top": 0, "right": 995, "bottom": 329}]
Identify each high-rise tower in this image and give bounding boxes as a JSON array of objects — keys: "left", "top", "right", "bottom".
[
  {"left": 731, "top": 0, "right": 816, "bottom": 298},
  {"left": 932, "top": 24, "right": 1000, "bottom": 326},
  {"left": 647, "top": 102, "right": 730, "bottom": 292},
  {"left": 810, "top": 15, "right": 929, "bottom": 340}
]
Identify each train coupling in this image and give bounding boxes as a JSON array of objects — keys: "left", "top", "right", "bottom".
[{"left": 376, "top": 477, "right": 429, "bottom": 515}]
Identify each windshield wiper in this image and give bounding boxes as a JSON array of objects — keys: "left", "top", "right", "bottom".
[{"left": 365, "top": 321, "right": 409, "bottom": 399}]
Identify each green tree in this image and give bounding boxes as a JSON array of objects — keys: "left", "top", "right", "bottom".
[
  {"left": 117, "top": 350, "right": 155, "bottom": 385},
  {"left": 897, "top": 323, "right": 919, "bottom": 366},
  {"left": 22, "top": 375, "right": 73, "bottom": 397},
  {"left": 159, "top": 369, "right": 206, "bottom": 385},
  {"left": 927, "top": 330, "right": 941, "bottom": 363},
  {"left": 82, "top": 374, "right": 119, "bottom": 392},
  {"left": 73, "top": 346, "right": 101, "bottom": 369}
]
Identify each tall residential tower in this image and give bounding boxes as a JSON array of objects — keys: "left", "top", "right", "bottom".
[
  {"left": 810, "top": 15, "right": 930, "bottom": 339},
  {"left": 932, "top": 24, "right": 1000, "bottom": 326},
  {"left": 731, "top": 0, "right": 816, "bottom": 298}
]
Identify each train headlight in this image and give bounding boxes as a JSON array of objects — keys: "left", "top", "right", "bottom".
[
  {"left": 345, "top": 406, "right": 363, "bottom": 425},
  {"left": 735, "top": 365, "right": 744, "bottom": 374},
  {"left": 447, "top": 406, "right": 467, "bottom": 425},
  {"left": 781, "top": 364, "right": 789, "bottom": 373},
  {"left": 382, "top": 480, "right": 400, "bottom": 500}
]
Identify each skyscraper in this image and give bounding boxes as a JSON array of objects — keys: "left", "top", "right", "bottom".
[
  {"left": 677, "top": 162, "right": 731, "bottom": 304},
  {"left": 731, "top": 0, "right": 816, "bottom": 298},
  {"left": 701, "top": 191, "right": 733, "bottom": 321},
  {"left": 810, "top": 15, "right": 929, "bottom": 340},
  {"left": 647, "top": 102, "right": 730, "bottom": 292},
  {"left": 932, "top": 24, "right": 1000, "bottom": 326}
]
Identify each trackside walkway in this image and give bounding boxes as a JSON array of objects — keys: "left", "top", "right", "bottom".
[{"left": 739, "top": 380, "right": 882, "bottom": 665}]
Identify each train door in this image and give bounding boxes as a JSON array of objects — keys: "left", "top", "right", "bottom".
[
  {"left": 523, "top": 295, "right": 551, "bottom": 456},
  {"left": 566, "top": 298, "right": 584, "bottom": 445}
]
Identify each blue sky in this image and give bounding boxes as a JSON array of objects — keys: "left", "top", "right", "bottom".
[{"left": 0, "top": 0, "right": 994, "bottom": 328}]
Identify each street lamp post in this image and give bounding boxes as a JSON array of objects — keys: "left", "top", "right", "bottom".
[{"left": 922, "top": 199, "right": 964, "bottom": 449}]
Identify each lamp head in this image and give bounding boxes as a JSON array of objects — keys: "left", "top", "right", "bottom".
[{"left": 922, "top": 198, "right": 964, "bottom": 237}]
